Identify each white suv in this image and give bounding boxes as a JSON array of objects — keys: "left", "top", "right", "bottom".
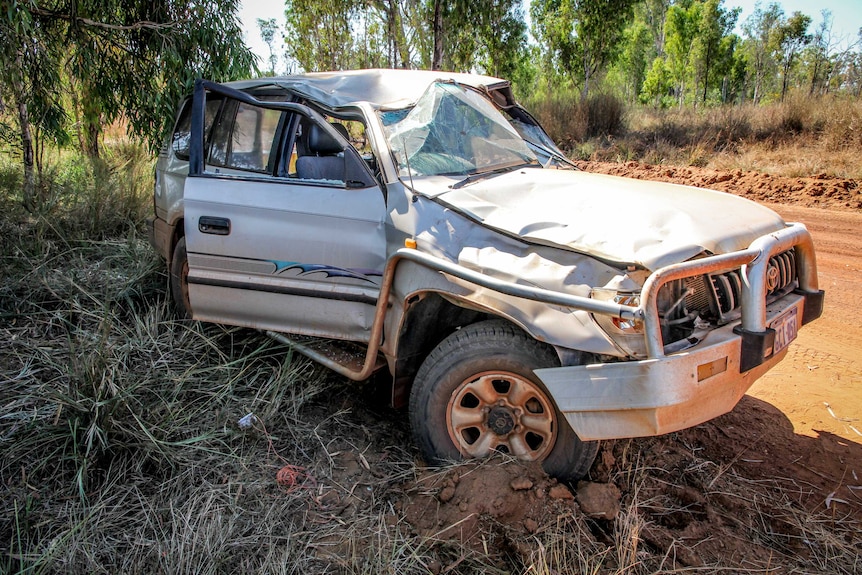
[{"left": 148, "top": 69, "right": 824, "bottom": 480}]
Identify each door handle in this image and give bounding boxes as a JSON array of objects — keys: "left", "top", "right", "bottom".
[{"left": 198, "top": 216, "right": 231, "bottom": 235}]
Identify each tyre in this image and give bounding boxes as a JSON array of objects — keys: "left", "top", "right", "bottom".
[
  {"left": 169, "top": 236, "right": 192, "bottom": 319},
  {"left": 409, "top": 319, "right": 598, "bottom": 482}
]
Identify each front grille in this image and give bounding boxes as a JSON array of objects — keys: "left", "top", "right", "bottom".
[
  {"left": 659, "top": 249, "right": 799, "bottom": 347},
  {"left": 711, "top": 271, "right": 743, "bottom": 314},
  {"left": 706, "top": 250, "right": 798, "bottom": 323},
  {"left": 768, "top": 250, "right": 797, "bottom": 295}
]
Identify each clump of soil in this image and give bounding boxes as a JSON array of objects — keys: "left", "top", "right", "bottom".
[
  {"left": 399, "top": 459, "right": 589, "bottom": 545},
  {"left": 576, "top": 160, "right": 862, "bottom": 211}
]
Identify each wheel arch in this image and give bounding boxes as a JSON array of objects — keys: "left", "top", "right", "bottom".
[
  {"left": 167, "top": 217, "right": 185, "bottom": 267},
  {"left": 389, "top": 289, "right": 559, "bottom": 408}
]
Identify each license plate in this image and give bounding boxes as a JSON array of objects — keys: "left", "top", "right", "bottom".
[{"left": 771, "top": 308, "right": 798, "bottom": 355}]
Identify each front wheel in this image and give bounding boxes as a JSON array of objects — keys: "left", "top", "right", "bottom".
[{"left": 409, "top": 320, "right": 598, "bottom": 482}]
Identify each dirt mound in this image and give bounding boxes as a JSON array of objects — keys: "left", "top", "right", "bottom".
[
  {"left": 576, "top": 160, "right": 862, "bottom": 211},
  {"left": 400, "top": 459, "right": 589, "bottom": 543}
]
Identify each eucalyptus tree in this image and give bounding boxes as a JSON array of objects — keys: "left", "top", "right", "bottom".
[
  {"left": 531, "top": 0, "right": 637, "bottom": 99},
  {"left": 0, "top": 5, "right": 65, "bottom": 210},
  {"left": 285, "top": 0, "right": 419, "bottom": 70},
  {"left": 257, "top": 18, "right": 280, "bottom": 75},
  {"left": 694, "top": 0, "right": 740, "bottom": 104},
  {"left": 430, "top": 0, "right": 527, "bottom": 76},
  {"left": 664, "top": 0, "right": 701, "bottom": 106},
  {"left": 776, "top": 11, "right": 811, "bottom": 101},
  {"left": 742, "top": 2, "right": 784, "bottom": 103},
  {"left": 285, "top": 0, "right": 358, "bottom": 70},
  {"left": 1, "top": 0, "right": 256, "bottom": 210}
]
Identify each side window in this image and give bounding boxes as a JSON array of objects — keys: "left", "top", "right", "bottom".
[
  {"left": 229, "top": 103, "right": 282, "bottom": 171},
  {"left": 171, "top": 97, "right": 221, "bottom": 161},
  {"left": 208, "top": 100, "right": 237, "bottom": 167},
  {"left": 207, "top": 99, "right": 284, "bottom": 174},
  {"left": 285, "top": 116, "right": 376, "bottom": 184}
]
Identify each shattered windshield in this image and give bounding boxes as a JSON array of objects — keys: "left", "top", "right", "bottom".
[{"left": 379, "top": 82, "right": 537, "bottom": 178}]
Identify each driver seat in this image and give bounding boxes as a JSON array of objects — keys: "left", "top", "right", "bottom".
[{"left": 296, "top": 124, "right": 346, "bottom": 181}]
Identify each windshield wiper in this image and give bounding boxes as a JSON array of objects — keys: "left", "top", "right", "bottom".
[{"left": 450, "top": 162, "right": 538, "bottom": 190}]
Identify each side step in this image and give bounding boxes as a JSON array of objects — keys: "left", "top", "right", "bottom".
[{"left": 265, "top": 331, "right": 387, "bottom": 381}]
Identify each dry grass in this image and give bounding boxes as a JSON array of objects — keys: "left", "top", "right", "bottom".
[
  {"left": 1, "top": 142, "right": 860, "bottom": 574},
  {"left": 522, "top": 91, "right": 626, "bottom": 148},
  {"left": 552, "top": 94, "right": 862, "bottom": 180}
]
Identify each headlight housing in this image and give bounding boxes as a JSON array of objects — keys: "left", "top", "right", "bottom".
[{"left": 591, "top": 288, "right": 647, "bottom": 357}]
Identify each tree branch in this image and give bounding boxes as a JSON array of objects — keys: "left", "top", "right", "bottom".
[{"left": 30, "top": 8, "right": 176, "bottom": 32}]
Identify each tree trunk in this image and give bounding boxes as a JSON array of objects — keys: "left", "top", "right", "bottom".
[
  {"left": 702, "top": 44, "right": 712, "bottom": 104},
  {"left": 432, "top": 0, "right": 444, "bottom": 70},
  {"left": 80, "top": 81, "right": 102, "bottom": 158},
  {"left": 16, "top": 93, "right": 36, "bottom": 212},
  {"left": 781, "top": 60, "right": 790, "bottom": 102},
  {"left": 386, "top": 0, "right": 398, "bottom": 67},
  {"left": 12, "top": 49, "right": 36, "bottom": 212}
]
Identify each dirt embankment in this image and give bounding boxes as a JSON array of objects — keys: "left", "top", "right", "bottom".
[{"left": 576, "top": 160, "right": 862, "bottom": 211}]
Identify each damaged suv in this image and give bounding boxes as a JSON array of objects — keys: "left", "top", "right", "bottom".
[{"left": 148, "top": 69, "right": 823, "bottom": 480}]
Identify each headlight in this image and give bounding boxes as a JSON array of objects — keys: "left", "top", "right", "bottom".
[{"left": 591, "top": 288, "right": 647, "bottom": 357}]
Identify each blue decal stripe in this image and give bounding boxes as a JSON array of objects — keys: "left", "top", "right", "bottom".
[{"left": 268, "top": 261, "right": 383, "bottom": 283}]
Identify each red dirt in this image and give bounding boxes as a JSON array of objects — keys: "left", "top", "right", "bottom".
[{"left": 575, "top": 160, "right": 862, "bottom": 211}]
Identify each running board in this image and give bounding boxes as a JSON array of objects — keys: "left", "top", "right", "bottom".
[{"left": 265, "top": 331, "right": 387, "bottom": 381}]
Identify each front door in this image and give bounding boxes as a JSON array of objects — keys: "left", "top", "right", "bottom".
[{"left": 183, "top": 81, "right": 386, "bottom": 342}]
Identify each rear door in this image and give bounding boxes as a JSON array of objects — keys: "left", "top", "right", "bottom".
[{"left": 183, "top": 81, "right": 386, "bottom": 342}]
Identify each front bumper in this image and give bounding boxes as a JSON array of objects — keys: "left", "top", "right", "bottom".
[
  {"left": 535, "top": 221, "right": 824, "bottom": 441},
  {"left": 538, "top": 294, "right": 810, "bottom": 440},
  {"left": 387, "top": 223, "right": 821, "bottom": 440}
]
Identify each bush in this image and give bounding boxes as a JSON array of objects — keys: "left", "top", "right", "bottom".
[
  {"left": 521, "top": 91, "right": 627, "bottom": 148},
  {"left": 0, "top": 142, "right": 153, "bottom": 251},
  {"left": 585, "top": 93, "right": 625, "bottom": 138}
]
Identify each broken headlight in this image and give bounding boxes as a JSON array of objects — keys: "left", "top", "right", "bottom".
[{"left": 591, "top": 289, "right": 647, "bottom": 358}]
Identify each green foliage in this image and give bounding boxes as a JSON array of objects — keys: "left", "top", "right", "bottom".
[
  {"left": 692, "top": 0, "right": 740, "bottom": 104},
  {"left": 283, "top": 0, "right": 528, "bottom": 79},
  {"left": 611, "top": 17, "right": 653, "bottom": 103},
  {"left": 0, "top": 0, "right": 256, "bottom": 190},
  {"left": 664, "top": 0, "right": 701, "bottom": 105},
  {"left": 285, "top": 0, "right": 360, "bottom": 71},
  {"left": 445, "top": 0, "right": 528, "bottom": 78},
  {"left": 776, "top": 12, "right": 812, "bottom": 100},
  {"left": 641, "top": 57, "right": 672, "bottom": 106},
  {"left": 531, "top": 0, "right": 638, "bottom": 99},
  {"left": 742, "top": 2, "right": 784, "bottom": 103}
]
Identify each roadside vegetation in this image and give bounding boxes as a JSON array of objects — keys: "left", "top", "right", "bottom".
[
  {"left": 526, "top": 92, "right": 862, "bottom": 179},
  {"left": 1, "top": 1, "right": 861, "bottom": 572}
]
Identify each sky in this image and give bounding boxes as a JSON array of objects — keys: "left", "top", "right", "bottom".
[
  {"left": 237, "top": 1, "right": 285, "bottom": 69},
  {"left": 237, "top": 0, "right": 862, "bottom": 71}
]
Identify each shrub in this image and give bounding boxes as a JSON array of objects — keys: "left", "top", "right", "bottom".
[
  {"left": 521, "top": 91, "right": 628, "bottom": 148},
  {"left": 585, "top": 93, "right": 626, "bottom": 138}
]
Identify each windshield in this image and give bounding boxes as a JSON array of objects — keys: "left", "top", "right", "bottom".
[{"left": 379, "top": 82, "right": 537, "bottom": 178}]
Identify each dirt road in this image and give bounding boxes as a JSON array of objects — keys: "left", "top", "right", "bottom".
[{"left": 751, "top": 204, "right": 862, "bottom": 443}]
